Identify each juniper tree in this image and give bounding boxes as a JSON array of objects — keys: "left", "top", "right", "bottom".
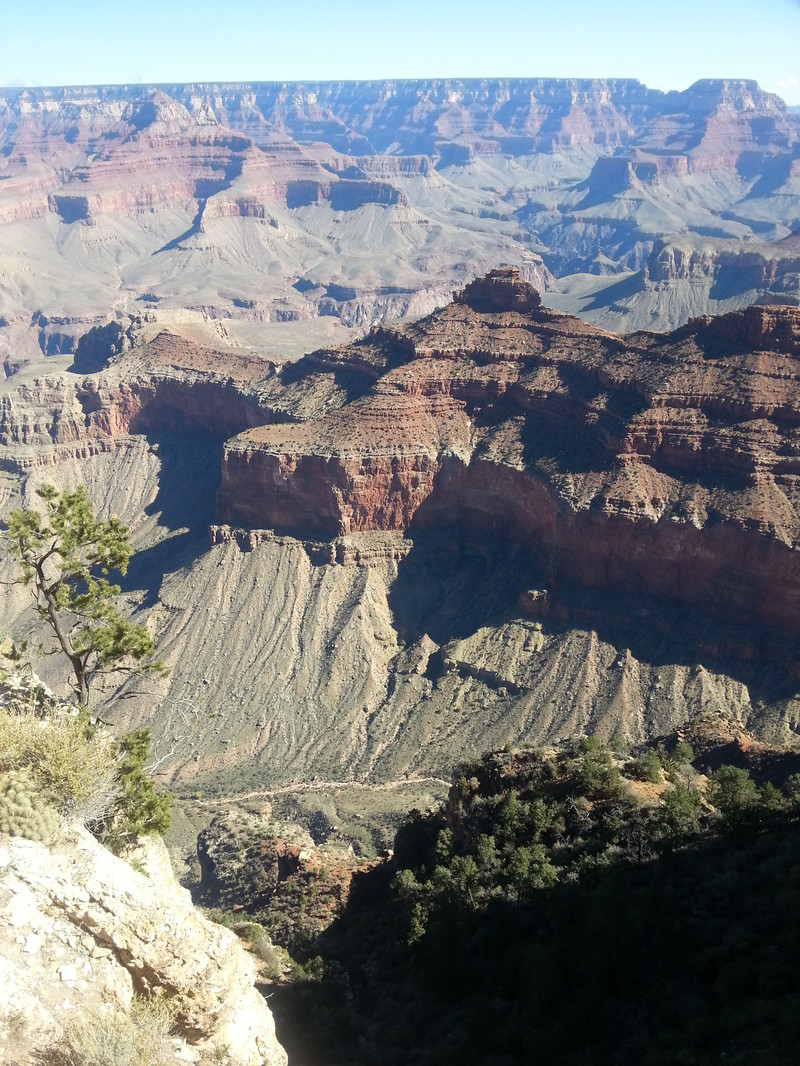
[{"left": 6, "top": 484, "right": 162, "bottom": 707}]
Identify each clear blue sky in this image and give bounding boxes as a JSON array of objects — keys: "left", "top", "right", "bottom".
[{"left": 1, "top": 0, "right": 799, "bottom": 104}]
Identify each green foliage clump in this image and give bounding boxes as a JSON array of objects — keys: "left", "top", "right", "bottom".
[
  {"left": 629, "top": 746, "right": 663, "bottom": 783},
  {"left": 107, "top": 728, "right": 171, "bottom": 846},
  {"left": 279, "top": 739, "right": 800, "bottom": 1066},
  {"left": 662, "top": 782, "right": 704, "bottom": 834},
  {"left": 577, "top": 736, "right": 624, "bottom": 798},
  {"left": 0, "top": 767, "right": 59, "bottom": 841},
  {"left": 708, "top": 764, "right": 760, "bottom": 826}
]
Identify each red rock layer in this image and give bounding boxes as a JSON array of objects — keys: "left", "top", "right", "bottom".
[
  {"left": 217, "top": 270, "right": 800, "bottom": 636},
  {"left": 0, "top": 332, "right": 280, "bottom": 467}
]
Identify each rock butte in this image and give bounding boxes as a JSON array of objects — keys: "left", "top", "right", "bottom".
[
  {"left": 216, "top": 270, "right": 800, "bottom": 643},
  {"left": 5, "top": 268, "right": 800, "bottom": 797}
]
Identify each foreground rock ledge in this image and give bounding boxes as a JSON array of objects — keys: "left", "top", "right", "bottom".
[{"left": 0, "top": 828, "right": 287, "bottom": 1066}]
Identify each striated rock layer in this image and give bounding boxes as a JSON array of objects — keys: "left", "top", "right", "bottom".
[
  {"left": 4, "top": 272, "right": 800, "bottom": 805},
  {"left": 219, "top": 270, "right": 800, "bottom": 643}
]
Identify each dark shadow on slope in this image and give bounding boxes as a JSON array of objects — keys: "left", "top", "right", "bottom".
[
  {"left": 743, "top": 153, "right": 793, "bottom": 200},
  {"left": 291, "top": 815, "right": 800, "bottom": 1066},
  {"left": 579, "top": 270, "right": 645, "bottom": 312},
  {"left": 118, "top": 432, "right": 224, "bottom": 608},
  {"left": 388, "top": 530, "right": 544, "bottom": 647},
  {"left": 387, "top": 527, "right": 800, "bottom": 708},
  {"left": 153, "top": 202, "right": 206, "bottom": 255},
  {"left": 520, "top": 406, "right": 611, "bottom": 475},
  {"left": 528, "top": 580, "right": 800, "bottom": 707}
]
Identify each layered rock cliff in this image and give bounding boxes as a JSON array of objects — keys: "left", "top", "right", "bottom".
[
  {"left": 1, "top": 78, "right": 798, "bottom": 363},
  {"left": 218, "top": 270, "right": 800, "bottom": 643},
  {"left": 3, "top": 273, "right": 800, "bottom": 817}
]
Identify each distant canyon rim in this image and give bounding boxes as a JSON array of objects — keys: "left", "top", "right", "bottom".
[{"left": 1, "top": 77, "right": 799, "bottom": 369}]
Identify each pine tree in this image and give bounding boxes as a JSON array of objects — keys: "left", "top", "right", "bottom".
[{"left": 6, "top": 484, "right": 163, "bottom": 707}]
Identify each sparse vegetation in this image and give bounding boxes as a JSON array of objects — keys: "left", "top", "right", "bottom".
[
  {"left": 0, "top": 696, "right": 118, "bottom": 829},
  {"left": 1, "top": 485, "right": 171, "bottom": 846},
  {"left": 5, "top": 483, "right": 163, "bottom": 707},
  {"left": 109, "top": 727, "right": 172, "bottom": 846},
  {"left": 629, "top": 744, "right": 663, "bottom": 783},
  {"left": 0, "top": 683, "right": 170, "bottom": 843},
  {"left": 52, "top": 994, "right": 177, "bottom": 1066}
]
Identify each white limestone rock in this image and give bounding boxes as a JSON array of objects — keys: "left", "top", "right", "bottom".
[{"left": 0, "top": 826, "right": 287, "bottom": 1066}]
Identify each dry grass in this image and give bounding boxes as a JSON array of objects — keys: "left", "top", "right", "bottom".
[
  {"left": 0, "top": 701, "right": 119, "bottom": 829},
  {"left": 50, "top": 995, "right": 177, "bottom": 1066}
]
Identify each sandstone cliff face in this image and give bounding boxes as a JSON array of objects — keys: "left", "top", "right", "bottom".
[
  {"left": 0, "top": 827, "right": 286, "bottom": 1065},
  {"left": 6, "top": 272, "right": 800, "bottom": 649},
  {"left": 218, "top": 271, "right": 800, "bottom": 642}
]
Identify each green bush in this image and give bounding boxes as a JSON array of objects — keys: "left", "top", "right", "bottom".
[
  {"left": 708, "top": 765, "right": 760, "bottom": 825},
  {"left": 670, "top": 741, "right": 694, "bottom": 767},
  {"left": 232, "top": 921, "right": 266, "bottom": 944},
  {"left": 629, "top": 747, "right": 663, "bottom": 784},
  {"left": 0, "top": 767, "right": 59, "bottom": 841},
  {"left": 578, "top": 737, "right": 624, "bottom": 798},
  {"left": 105, "top": 728, "right": 171, "bottom": 849},
  {"left": 661, "top": 783, "right": 704, "bottom": 834}
]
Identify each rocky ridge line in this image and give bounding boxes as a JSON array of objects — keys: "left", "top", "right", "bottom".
[{"left": 217, "top": 270, "right": 800, "bottom": 643}]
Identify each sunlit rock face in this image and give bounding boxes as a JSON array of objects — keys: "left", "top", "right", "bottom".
[
  {"left": 1, "top": 77, "right": 798, "bottom": 365},
  {"left": 0, "top": 827, "right": 287, "bottom": 1065}
]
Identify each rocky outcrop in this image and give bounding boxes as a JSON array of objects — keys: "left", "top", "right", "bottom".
[
  {"left": 217, "top": 273, "right": 800, "bottom": 642},
  {"left": 642, "top": 231, "right": 800, "bottom": 306},
  {"left": 0, "top": 332, "right": 283, "bottom": 471},
  {"left": 6, "top": 273, "right": 800, "bottom": 658},
  {"left": 454, "top": 268, "right": 543, "bottom": 313},
  {"left": 71, "top": 317, "right": 143, "bottom": 374},
  {"left": 0, "top": 827, "right": 286, "bottom": 1065}
]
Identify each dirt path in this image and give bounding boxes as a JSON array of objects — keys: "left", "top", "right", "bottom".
[{"left": 190, "top": 775, "right": 451, "bottom": 808}]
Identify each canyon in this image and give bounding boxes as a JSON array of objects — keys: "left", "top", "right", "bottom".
[
  {"left": 1, "top": 78, "right": 799, "bottom": 371},
  {"left": 2, "top": 270, "right": 800, "bottom": 845},
  {"left": 5, "top": 73, "right": 800, "bottom": 1066},
  {"left": 2, "top": 76, "right": 800, "bottom": 855}
]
